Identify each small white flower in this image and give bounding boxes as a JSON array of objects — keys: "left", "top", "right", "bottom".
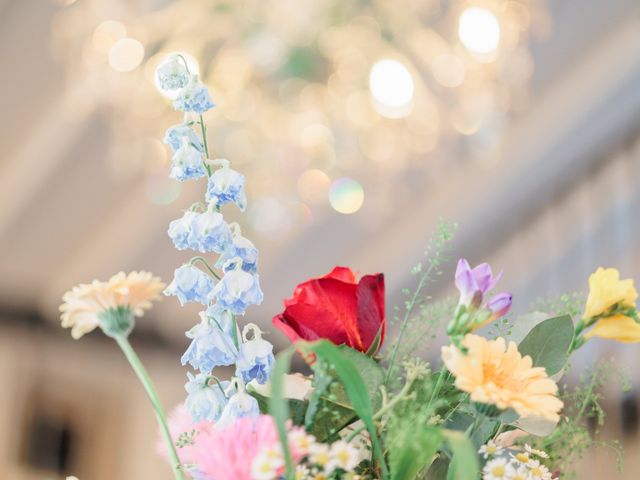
[
  {"left": 479, "top": 440, "right": 503, "bottom": 458},
  {"left": 510, "top": 466, "right": 532, "bottom": 480},
  {"left": 526, "top": 460, "right": 552, "bottom": 479},
  {"left": 328, "top": 440, "right": 361, "bottom": 472},
  {"left": 309, "top": 442, "right": 332, "bottom": 472},
  {"left": 251, "top": 446, "right": 284, "bottom": 480},
  {"left": 288, "top": 428, "right": 316, "bottom": 456},
  {"left": 511, "top": 451, "right": 531, "bottom": 465},
  {"left": 524, "top": 444, "right": 549, "bottom": 459},
  {"left": 483, "top": 458, "right": 515, "bottom": 480}
]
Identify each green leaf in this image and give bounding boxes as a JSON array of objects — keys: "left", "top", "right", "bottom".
[
  {"left": 300, "top": 340, "right": 389, "bottom": 479},
  {"left": 442, "top": 429, "right": 480, "bottom": 480},
  {"left": 268, "top": 346, "right": 297, "bottom": 480},
  {"left": 518, "top": 315, "right": 573, "bottom": 375},
  {"left": 390, "top": 427, "right": 443, "bottom": 480},
  {"left": 336, "top": 346, "right": 385, "bottom": 410}
]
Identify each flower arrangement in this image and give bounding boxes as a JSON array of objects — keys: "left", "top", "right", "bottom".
[{"left": 59, "top": 54, "right": 639, "bottom": 480}]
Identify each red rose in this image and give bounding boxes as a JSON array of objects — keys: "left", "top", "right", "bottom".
[{"left": 272, "top": 266, "right": 386, "bottom": 353}]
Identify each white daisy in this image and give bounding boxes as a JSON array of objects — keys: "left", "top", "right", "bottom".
[
  {"left": 483, "top": 458, "right": 515, "bottom": 480},
  {"left": 524, "top": 444, "right": 549, "bottom": 459},
  {"left": 527, "top": 460, "right": 552, "bottom": 480},
  {"left": 479, "top": 440, "right": 504, "bottom": 459},
  {"left": 328, "top": 440, "right": 361, "bottom": 472}
]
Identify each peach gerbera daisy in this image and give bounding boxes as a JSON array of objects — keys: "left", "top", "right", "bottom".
[
  {"left": 441, "top": 334, "right": 563, "bottom": 422},
  {"left": 60, "top": 271, "right": 165, "bottom": 339}
]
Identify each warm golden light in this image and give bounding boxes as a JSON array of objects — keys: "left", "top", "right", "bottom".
[
  {"left": 108, "top": 38, "right": 145, "bottom": 72},
  {"left": 92, "top": 20, "right": 126, "bottom": 54},
  {"left": 329, "top": 178, "right": 364, "bottom": 214},
  {"left": 431, "top": 53, "right": 466, "bottom": 88},
  {"left": 458, "top": 7, "right": 501, "bottom": 54},
  {"left": 297, "top": 169, "right": 331, "bottom": 205},
  {"left": 368, "top": 59, "right": 414, "bottom": 118}
]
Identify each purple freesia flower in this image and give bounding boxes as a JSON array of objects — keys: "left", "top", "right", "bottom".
[
  {"left": 455, "top": 258, "right": 504, "bottom": 308},
  {"left": 487, "top": 292, "right": 513, "bottom": 318}
]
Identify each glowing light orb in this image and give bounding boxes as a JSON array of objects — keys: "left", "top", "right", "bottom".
[
  {"left": 369, "top": 59, "right": 414, "bottom": 118},
  {"left": 109, "top": 38, "right": 145, "bottom": 72},
  {"left": 329, "top": 178, "right": 364, "bottom": 214},
  {"left": 297, "top": 169, "right": 331, "bottom": 205},
  {"left": 92, "top": 20, "right": 126, "bottom": 54},
  {"left": 458, "top": 7, "right": 501, "bottom": 54}
]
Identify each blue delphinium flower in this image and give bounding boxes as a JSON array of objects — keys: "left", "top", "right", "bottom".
[
  {"left": 189, "top": 211, "right": 233, "bottom": 254},
  {"left": 168, "top": 210, "right": 197, "bottom": 250},
  {"left": 174, "top": 75, "right": 215, "bottom": 114},
  {"left": 215, "top": 382, "right": 260, "bottom": 429},
  {"left": 164, "top": 124, "right": 203, "bottom": 152},
  {"left": 156, "top": 55, "right": 190, "bottom": 91},
  {"left": 235, "top": 325, "right": 274, "bottom": 385},
  {"left": 169, "top": 137, "right": 206, "bottom": 181},
  {"left": 212, "top": 261, "right": 264, "bottom": 314},
  {"left": 205, "top": 159, "right": 247, "bottom": 211},
  {"left": 184, "top": 372, "right": 230, "bottom": 422},
  {"left": 216, "top": 228, "right": 259, "bottom": 274},
  {"left": 181, "top": 310, "right": 238, "bottom": 372},
  {"left": 164, "top": 264, "right": 215, "bottom": 305}
]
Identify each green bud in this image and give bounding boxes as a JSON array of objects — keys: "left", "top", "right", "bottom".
[{"left": 98, "top": 306, "right": 135, "bottom": 338}]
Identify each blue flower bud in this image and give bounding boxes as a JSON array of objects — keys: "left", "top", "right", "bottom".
[
  {"left": 173, "top": 75, "right": 215, "bottom": 114},
  {"left": 184, "top": 372, "right": 230, "bottom": 422},
  {"left": 164, "top": 264, "right": 215, "bottom": 306},
  {"left": 235, "top": 324, "right": 274, "bottom": 385},
  {"left": 212, "top": 261, "right": 263, "bottom": 315},
  {"left": 169, "top": 137, "right": 206, "bottom": 181},
  {"left": 181, "top": 310, "right": 238, "bottom": 372},
  {"left": 205, "top": 159, "right": 247, "bottom": 211}
]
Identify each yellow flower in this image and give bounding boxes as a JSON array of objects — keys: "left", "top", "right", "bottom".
[
  {"left": 60, "top": 271, "right": 165, "bottom": 339},
  {"left": 584, "top": 314, "right": 640, "bottom": 343},
  {"left": 583, "top": 267, "right": 637, "bottom": 320},
  {"left": 441, "top": 335, "right": 563, "bottom": 422}
]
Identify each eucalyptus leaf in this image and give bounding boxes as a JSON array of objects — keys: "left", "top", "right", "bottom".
[{"left": 518, "top": 314, "right": 573, "bottom": 375}]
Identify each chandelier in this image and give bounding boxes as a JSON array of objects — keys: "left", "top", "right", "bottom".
[{"left": 51, "top": 0, "right": 549, "bottom": 239}]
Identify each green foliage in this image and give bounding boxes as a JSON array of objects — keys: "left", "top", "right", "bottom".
[
  {"left": 442, "top": 430, "right": 480, "bottom": 480},
  {"left": 389, "top": 426, "right": 443, "bottom": 480},
  {"left": 385, "top": 220, "right": 458, "bottom": 389},
  {"left": 530, "top": 359, "right": 629, "bottom": 478},
  {"left": 518, "top": 315, "right": 574, "bottom": 375}
]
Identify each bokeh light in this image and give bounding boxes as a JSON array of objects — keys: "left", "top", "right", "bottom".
[
  {"left": 297, "top": 169, "right": 331, "bottom": 205},
  {"left": 369, "top": 59, "right": 414, "bottom": 118},
  {"left": 431, "top": 53, "right": 465, "bottom": 88},
  {"left": 329, "top": 178, "right": 364, "bottom": 214},
  {"left": 458, "top": 7, "right": 501, "bottom": 54},
  {"left": 249, "top": 197, "right": 293, "bottom": 239},
  {"left": 92, "top": 20, "right": 126, "bottom": 54},
  {"left": 108, "top": 38, "right": 145, "bottom": 72}
]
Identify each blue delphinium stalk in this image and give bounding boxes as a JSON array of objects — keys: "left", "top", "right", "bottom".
[{"left": 157, "top": 53, "right": 274, "bottom": 443}]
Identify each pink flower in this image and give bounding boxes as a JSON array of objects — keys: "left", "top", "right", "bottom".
[
  {"left": 157, "top": 404, "right": 212, "bottom": 467},
  {"left": 190, "top": 415, "right": 281, "bottom": 480}
]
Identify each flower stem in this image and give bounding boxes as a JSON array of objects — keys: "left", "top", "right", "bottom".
[
  {"left": 198, "top": 115, "right": 212, "bottom": 176},
  {"left": 190, "top": 256, "right": 222, "bottom": 280},
  {"left": 426, "top": 365, "right": 448, "bottom": 413},
  {"left": 114, "top": 335, "right": 185, "bottom": 480}
]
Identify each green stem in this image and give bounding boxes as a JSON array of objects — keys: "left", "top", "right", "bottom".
[
  {"left": 384, "top": 267, "right": 433, "bottom": 384},
  {"left": 115, "top": 336, "right": 185, "bottom": 480},
  {"left": 198, "top": 115, "right": 212, "bottom": 176},
  {"left": 190, "top": 256, "right": 222, "bottom": 280},
  {"left": 426, "top": 366, "right": 447, "bottom": 413},
  {"left": 346, "top": 378, "right": 415, "bottom": 443}
]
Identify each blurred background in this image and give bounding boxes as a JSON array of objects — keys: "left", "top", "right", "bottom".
[{"left": 1, "top": 0, "right": 640, "bottom": 478}]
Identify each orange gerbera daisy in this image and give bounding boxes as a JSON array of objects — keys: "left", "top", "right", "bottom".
[
  {"left": 441, "top": 335, "right": 563, "bottom": 422},
  {"left": 60, "top": 271, "right": 165, "bottom": 339}
]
